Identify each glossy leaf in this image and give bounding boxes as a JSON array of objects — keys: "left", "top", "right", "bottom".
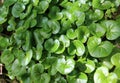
[
  {"left": 1, "top": 49, "right": 14, "bottom": 65},
  {"left": 22, "top": 49, "right": 33, "bottom": 66},
  {"left": 88, "top": 23, "right": 106, "bottom": 37},
  {"left": 101, "top": 20, "right": 120, "bottom": 40},
  {"left": 75, "top": 26, "right": 90, "bottom": 43},
  {"left": 73, "top": 40, "right": 85, "bottom": 56},
  {"left": 56, "top": 56, "right": 75, "bottom": 74},
  {"left": 111, "top": 53, "right": 120, "bottom": 67},
  {"left": 12, "top": 2, "right": 25, "bottom": 17},
  {"left": 87, "top": 36, "right": 113, "bottom": 58}
]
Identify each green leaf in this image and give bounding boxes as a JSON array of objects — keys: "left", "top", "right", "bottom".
[
  {"left": 67, "top": 42, "right": 76, "bottom": 56},
  {"left": 44, "top": 38, "right": 60, "bottom": 53},
  {"left": 0, "top": 36, "right": 9, "bottom": 49},
  {"left": 89, "top": 9, "right": 104, "bottom": 21},
  {"left": 66, "top": 29, "right": 77, "bottom": 40},
  {"left": 85, "top": 59, "right": 95, "bottom": 73},
  {"left": 31, "top": 64, "right": 50, "bottom": 83},
  {"left": 114, "top": 67, "right": 120, "bottom": 79},
  {"left": 111, "top": 53, "right": 120, "bottom": 67},
  {"left": 48, "top": 6, "right": 63, "bottom": 20},
  {"left": 94, "top": 66, "right": 118, "bottom": 83},
  {"left": 11, "top": 59, "right": 26, "bottom": 76},
  {"left": 48, "top": 20, "right": 60, "bottom": 34},
  {"left": 101, "top": 20, "right": 120, "bottom": 40},
  {"left": 32, "top": 0, "right": 39, "bottom": 6},
  {"left": 55, "top": 42, "right": 65, "bottom": 54},
  {"left": 75, "top": 26, "right": 90, "bottom": 43},
  {"left": 88, "top": 23, "right": 106, "bottom": 37},
  {"left": 12, "top": 2, "right": 25, "bottom": 18},
  {"left": 56, "top": 56, "right": 75, "bottom": 74},
  {"left": 73, "top": 40, "right": 85, "bottom": 56},
  {"left": 22, "top": 49, "right": 33, "bottom": 66},
  {"left": 1, "top": 49, "right": 14, "bottom": 65},
  {"left": 37, "top": 1, "right": 49, "bottom": 14},
  {"left": 7, "top": 17, "right": 16, "bottom": 31},
  {"left": 87, "top": 36, "right": 113, "bottom": 58},
  {"left": 92, "top": 0, "right": 114, "bottom": 10},
  {"left": 67, "top": 72, "right": 88, "bottom": 83},
  {"left": 59, "top": 35, "right": 70, "bottom": 47},
  {"left": 4, "top": 0, "right": 17, "bottom": 7}
]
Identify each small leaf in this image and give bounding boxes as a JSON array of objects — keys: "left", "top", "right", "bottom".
[
  {"left": 56, "top": 56, "right": 75, "bottom": 74},
  {"left": 75, "top": 26, "right": 90, "bottom": 43},
  {"left": 12, "top": 2, "right": 25, "bottom": 17},
  {"left": 88, "top": 23, "right": 106, "bottom": 37},
  {"left": 66, "top": 29, "right": 77, "bottom": 39},
  {"left": 1, "top": 49, "right": 14, "bottom": 65},
  {"left": 111, "top": 53, "right": 120, "bottom": 67},
  {"left": 85, "top": 59, "right": 95, "bottom": 73},
  {"left": 73, "top": 40, "right": 85, "bottom": 56},
  {"left": 22, "top": 49, "right": 33, "bottom": 66}
]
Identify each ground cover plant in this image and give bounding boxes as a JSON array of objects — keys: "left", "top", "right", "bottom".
[{"left": 1, "top": 0, "right": 120, "bottom": 83}]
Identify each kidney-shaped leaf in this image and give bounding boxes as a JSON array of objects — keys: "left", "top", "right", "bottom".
[
  {"left": 44, "top": 38, "right": 60, "bottom": 53},
  {"left": 73, "top": 40, "right": 85, "bottom": 56},
  {"left": 1, "top": 49, "right": 14, "bottom": 65},
  {"left": 12, "top": 2, "right": 25, "bottom": 17},
  {"left": 87, "top": 36, "right": 113, "bottom": 58},
  {"left": 75, "top": 26, "right": 90, "bottom": 43},
  {"left": 111, "top": 53, "right": 120, "bottom": 67},
  {"left": 56, "top": 56, "right": 75, "bottom": 75},
  {"left": 101, "top": 20, "right": 120, "bottom": 40}
]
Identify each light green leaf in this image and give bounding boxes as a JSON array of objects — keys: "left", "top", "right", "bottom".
[
  {"left": 87, "top": 36, "right": 113, "bottom": 58},
  {"left": 73, "top": 40, "right": 85, "bottom": 56},
  {"left": 22, "top": 49, "right": 33, "bottom": 66},
  {"left": 12, "top": 2, "right": 25, "bottom": 17},
  {"left": 44, "top": 38, "right": 60, "bottom": 53},
  {"left": 75, "top": 26, "right": 90, "bottom": 43},
  {"left": 66, "top": 29, "right": 77, "bottom": 39},
  {"left": 56, "top": 56, "right": 75, "bottom": 74},
  {"left": 59, "top": 35, "right": 70, "bottom": 47},
  {"left": 85, "top": 59, "right": 95, "bottom": 73},
  {"left": 111, "top": 53, "right": 120, "bottom": 67},
  {"left": 88, "top": 23, "right": 106, "bottom": 37},
  {"left": 101, "top": 20, "right": 120, "bottom": 40}
]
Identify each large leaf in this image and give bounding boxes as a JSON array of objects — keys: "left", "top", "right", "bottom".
[
  {"left": 87, "top": 36, "right": 113, "bottom": 58},
  {"left": 94, "top": 66, "right": 118, "bottom": 83},
  {"left": 101, "top": 20, "right": 120, "bottom": 40},
  {"left": 56, "top": 56, "right": 75, "bottom": 74}
]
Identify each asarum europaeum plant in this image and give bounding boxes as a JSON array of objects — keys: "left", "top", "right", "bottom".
[{"left": 1, "top": 0, "right": 120, "bottom": 83}]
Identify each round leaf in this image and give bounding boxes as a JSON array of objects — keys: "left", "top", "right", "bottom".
[
  {"left": 1, "top": 49, "right": 14, "bottom": 65},
  {"left": 73, "top": 40, "right": 85, "bottom": 56},
  {"left": 87, "top": 36, "right": 113, "bottom": 58},
  {"left": 111, "top": 53, "right": 120, "bottom": 67},
  {"left": 56, "top": 56, "right": 75, "bottom": 74},
  {"left": 101, "top": 20, "right": 120, "bottom": 40}
]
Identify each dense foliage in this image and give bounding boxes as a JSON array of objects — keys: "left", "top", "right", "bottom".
[{"left": 1, "top": 0, "right": 120, "bottom": 83}]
